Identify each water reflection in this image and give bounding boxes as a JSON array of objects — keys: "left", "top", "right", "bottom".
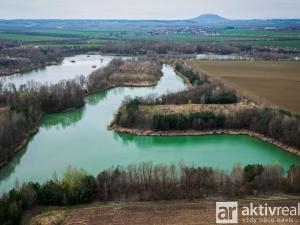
[
  {"left": 114, "top": 132, "right": 231, "bottom": 149},
  {"left": 85, "top": 91, "right": 109, "bottom": 105},
  {"left": 41, "top": 107, "right": 85, "bottom": 130},
  {"left": 0, "top": 144, "right": 27, "bottom": 186}
]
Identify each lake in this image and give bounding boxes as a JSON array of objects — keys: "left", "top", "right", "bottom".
[
  {"left": 0, "top": 54, "right": 129, "bottom": 87},
  {"left": 0, "top": 55, "right": 299, "bottom": 194}
]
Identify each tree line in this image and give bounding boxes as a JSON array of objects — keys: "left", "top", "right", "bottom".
[
  {"left": 98, "top": 40, "right": 300, "bottom": 60},
  {"left": 153, "top": 112, "right": 226, "bottom": 131},
  {"left": 0, "top": 163, "right": 299, "bottom": 225},
  {"left": 117, "top": 105, "right": 300, "bottom": 150},
  {"left": 174, "top": 62, "right": 209, "bottom": 85},
  {"left": 153, "top": 85, "right": 238, "bottom": 105}
]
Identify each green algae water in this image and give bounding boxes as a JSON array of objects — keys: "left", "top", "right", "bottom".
[{"left": 1, "top": 55, "right": 300, "bottom": 193}]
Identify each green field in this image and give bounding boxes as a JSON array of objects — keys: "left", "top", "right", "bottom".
[
  {"left": 221, "top": 28, "right": 300, "bottom": 37},
  {"left": 125, "top": 29, "right": 300, "bottom": 47},
  {"left": 0, "top": 32, "right": 79, "bottom": 41},
  {"left": 0, "top": 28, "right": 299, "bottom": 47}
]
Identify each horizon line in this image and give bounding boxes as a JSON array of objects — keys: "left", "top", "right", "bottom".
[{"left": 0, "top": 14, "right": 300, "bottom": 21}]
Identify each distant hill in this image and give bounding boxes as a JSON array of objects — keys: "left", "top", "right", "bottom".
[
  {"left": 191, "top": 14, "right": 229, "bottom": 24},
  {"left": 189, "top": 14, "right": 300, "bottom": 28}
]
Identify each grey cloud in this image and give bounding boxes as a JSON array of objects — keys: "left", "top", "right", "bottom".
[{"left": 0, "top": 0, "right": 299, "bottom": 19}]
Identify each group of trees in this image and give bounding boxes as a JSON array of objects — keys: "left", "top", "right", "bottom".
[
  {"left": 0, "top": 109, "right": 35, "bottom": 165},
  {"left": 98, "top": 40, "right": 300, "bottom": 60},
  {"left": 87, "top": 58, "right": 162, "bottom": 92},
  {"left": 117, "top": 105, "right": 300, "bottom": 150},
  {"left": 153, "top": 112, "right": 225, "bottom": 131},
  {"left": 151, "top": 108, "right": 300, "bottom": 149},
  {"left": 0, "top": 40, "right": 19, "bottom": 51},
  {"left": 99, "top": 40, "right": 200, "bottom": 55},
  {"left": 0, "top": 47, "right": 63, "bottom": 76},
  {"left": 154, "top": 84, "right": 238, "bottom": 105},
  {"left": 2, "top": 80, "right": 85, "bottom": 113},
  {"left": 0, "top": 166, "right": 96, "bottom": 225},
  {"left": 1, "top": 163, "right": 300, "bottom": 225},
  {"left": 224, "top": 108, "right": 300, "bottom": 149},
  {"left": 168, "top": 62, "right": 237, "bottom": 104},
  {"left": 0, "top": 79, "right": 85, "bottom": 165},
  {"left": 174, "top": 62, "right": 208, "bottom": 85}
]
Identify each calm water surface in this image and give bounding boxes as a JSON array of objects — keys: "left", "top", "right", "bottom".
[
  {"left": 0, "top": 55, "right": 299, "bottom": 193},
  {"left": 0, "top": 54, "right": 117, "bottom": 87}
]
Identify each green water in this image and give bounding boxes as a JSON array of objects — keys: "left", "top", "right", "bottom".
[{"left": 0, "top": 59, "right": 300, "bottom": 194}]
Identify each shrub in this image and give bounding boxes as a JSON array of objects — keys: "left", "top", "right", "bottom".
[
  {"left": 39, "top": 181, "right": 64, "bottom": 205},
  {"left": 61, "top": 166, "right": 96, "bottom": 204},
  {"left": 175, "top": 62, "right": 208, "bottom": 85}
]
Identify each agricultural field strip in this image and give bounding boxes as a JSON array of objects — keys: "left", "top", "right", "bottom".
[{"left": 189, "top": 60, "right": 300, "bottom": 115}]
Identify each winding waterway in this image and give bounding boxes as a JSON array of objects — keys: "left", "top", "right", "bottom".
[{"left": 1, "top": 55, "right": 300, "bottom": 194}]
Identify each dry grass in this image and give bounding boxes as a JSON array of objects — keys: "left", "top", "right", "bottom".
[
  {"left": 108, "top": 59, "right": 162, "bottom": 83},
  {"left": 26, "top": 199, "right": 300, "bottom": 225},
  {"left": 189, "top": 60, "right": 300, "bottom": 114},
  {"left": 28, "top": 210, "right": 66, "bottom": 225},
  {"left": 140, "top": 102, "right": 256, "bottom": 117}
]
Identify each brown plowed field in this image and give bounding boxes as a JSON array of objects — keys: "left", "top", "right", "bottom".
[{"left": 189, "top": 60, "right": 300, "bottom": 115}]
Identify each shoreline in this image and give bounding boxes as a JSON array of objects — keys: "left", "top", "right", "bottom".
[
  {"left": 0, "top": 121, "right": 40, "bottom": 169},
  {"left": 0, "top": 79, "right": 162, "bottom": 169},
  {"left": 0, "top": 60, "right": 63, "bottom": 77},
  {"left": 1, "top": 60, "right": 299, "bottom": 170},
  {"left": 87, "top": 80, "right": 160, "bottom": 95},
  {"left": 109, "top": 124, "right": 300, "bottom": 157}
]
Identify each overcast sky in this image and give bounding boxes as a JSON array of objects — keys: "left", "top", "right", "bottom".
[{"left": 0, "top": 0, "right": 299, "bottom": 20}]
